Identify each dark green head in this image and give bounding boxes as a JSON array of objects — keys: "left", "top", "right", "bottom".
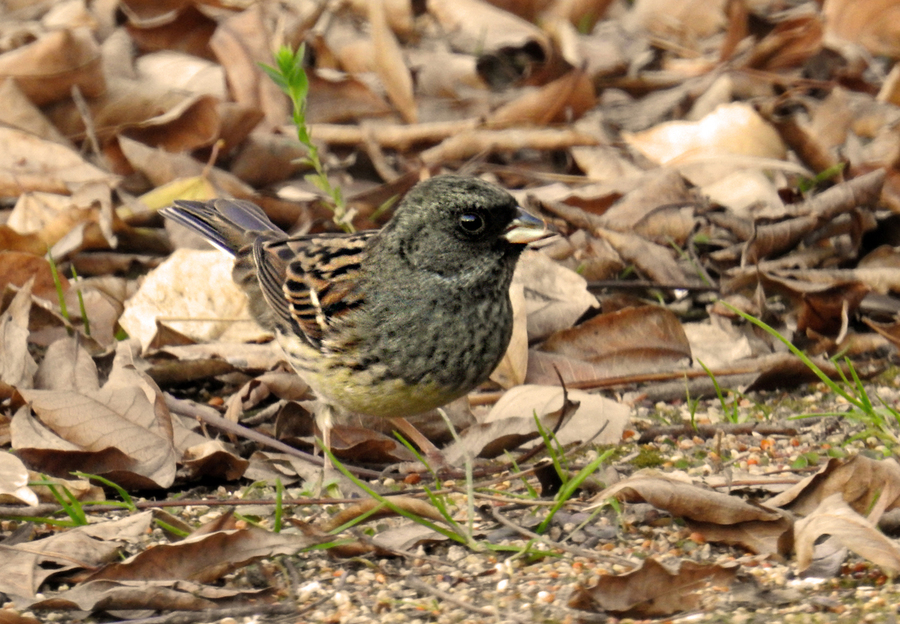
[{"left": 376, "top": 175, "right": 547, "bottom": 285}]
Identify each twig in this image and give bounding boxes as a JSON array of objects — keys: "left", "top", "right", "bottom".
[
  {"left": 105, "top": 602, "right": 300, "bottom": 624},
  {"left": 636, "top": 419, "right": 824, "bottom": 444},
  {"left": 484, "top": 506, "right": 635, "bottom": 568},
  {"left": 403, "top": 575, "right": 527, "bottom": 622},
  {"left": 164, "top": 393, "right": 382, "bottom": 478}
]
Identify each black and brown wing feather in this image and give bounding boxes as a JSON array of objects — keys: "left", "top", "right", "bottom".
[
  {"left": 163, "top": 198, "right": 376, "bottom": 352},
  {"left": 280, "top": 232, "right": 374, "bottom": 349}
]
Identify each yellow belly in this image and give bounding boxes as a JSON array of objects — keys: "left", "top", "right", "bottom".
[{"left": 277, "top": 333, "right": 464, "bottom": 417}]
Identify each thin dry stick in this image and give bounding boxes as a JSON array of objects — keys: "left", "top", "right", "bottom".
[
  {"left": 106, "top": 602, "right": 301, "bottom": 624},
  {"left": 165, "top": 394, "right": 382, "bottom": 478},
  {"left": 403, "top": 575, "right": 528, "bottom": 622},
  {"left": 485, "top": 506, "right": 636, "bottom": 568}
]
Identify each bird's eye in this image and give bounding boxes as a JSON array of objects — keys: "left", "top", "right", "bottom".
[{"left": 458, "top": 212, "right": 485, "bottom": 235}]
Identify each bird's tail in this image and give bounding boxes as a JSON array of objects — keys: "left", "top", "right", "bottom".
[{"left": 161, "top": 199, "right": 285, "bottom": 255}]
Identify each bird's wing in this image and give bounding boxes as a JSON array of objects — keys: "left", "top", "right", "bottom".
[{"left": 268, "top": 231, "right": 376, "bottom": 348}]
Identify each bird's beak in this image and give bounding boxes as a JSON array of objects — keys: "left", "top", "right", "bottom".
[{"left": 502, "top": 207, "right": 551, "bottom": 244}]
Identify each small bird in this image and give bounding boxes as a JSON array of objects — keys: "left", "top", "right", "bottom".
[{"left": 161, "top": 175, "right": 548, "bottom": 460}]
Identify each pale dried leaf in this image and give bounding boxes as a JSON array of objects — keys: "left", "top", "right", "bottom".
[
  {"left": 0, "top": 28, "right": 104, "bottom": 106},
  {"left": 0, "top": 281, "right": 38, "bottom": 389},
  {"left": 490, "top": 282, "right": 528, "bottom": 388},
  {"left": 795, "top": 493, "right": 900, "bottom": 574},
  {"left": 444, "top": 385, "right": 627, "bottom": 464},
  {"left": 370, "top": 0, "right": 417, "bottom": 123},
  {"left": 569, "top": 557, "right": 737, "bottom": 617},
  {"left": 768, "top": 455, "right": 900, "bottom": 522},
  {"left": 586, "top": 472, "right": 784, "bottom": 524},
  {"left": 119, "top": 249, "right": 268, "bottom": 351},
  {"left": 0, "top": 126, "right": 117, "bottom": 197},
  {"left": 86, "top": 527, "right": 328, "bottom": 584},
  {"left": 0, "top": 512, "right": 152, "bottom": 600},
  {"left": 542, "top": 305, "right": 692, "bottom": 374},
  {"left": 683, "top": 319, "right": 753, "bottom": 370},
  {"left": 823, "top": 0, "right": 900, "bottom": 57},
  {"left": 0, "top": 77, "right": 72, "bottom": 145},
  {"left": 29, "top": 579, "right": 270, "bottom": 612},
  {"left": 512, "top": 250, "right": 598, "bottom": 341},
  {"left": 623, "top": 103, "right": 787, "bottom": 185},
  {"left": 0, "top": 453, "right": 37, "bottom": 506},
  {"left": 428, "top": 0, "right": 550, "bottom": 56}
]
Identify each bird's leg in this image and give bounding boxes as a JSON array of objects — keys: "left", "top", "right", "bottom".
[
  {"left": 316, "top": 402, "right": 335, "bottom": 471},
  {"left": 388, "top": 416, "right": 446, "bottom": 467}
]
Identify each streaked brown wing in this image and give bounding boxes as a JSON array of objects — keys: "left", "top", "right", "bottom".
[
  {"left": 248, "top": 237, "right": 294, "bottom": 332},
  {"left": 279, "top": 231, "right": 376, "bottom": 348}
]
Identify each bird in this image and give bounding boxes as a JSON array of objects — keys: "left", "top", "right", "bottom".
[{"left": 160, "top": 175, "right": 549, "bottom": 463}]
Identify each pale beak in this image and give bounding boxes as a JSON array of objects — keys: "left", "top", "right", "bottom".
[{"left": 502, "top": 207, "right": 551, "bottom": 244}]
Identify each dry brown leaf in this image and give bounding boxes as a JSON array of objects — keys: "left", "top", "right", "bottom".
[
  {"left": 407, "top": 50, "right": 485, "bottom": 98},
  {"left": 31, "top": 579, "right": 272, "bottom": 613},
  {"left": 0, "top": 511, "right": 153, "bottom": 601},
  {"left": 224, "top": 371, "right": 311, "bottom": 424},
  {"left": 244, "top": 449, "right": 322, "bottom": 485},
  {"left": 484, "top": 384, "right": 628, "bottom": 447},
  {"left": 597, "top": 169, "right": 698, "bottom": 244},
  {"left": 760, "top": 102, "right": 843, "bottom": 177},
  {"left": 48, "top": 76, "right": 221, "bottom": 151},
  {"left": 541, "top": 305, "right": 692, "bottom": 375},
  {"left": 150, "top": 342, "right": 284, "bottom": 373},
  {"left": 125, "top": 3, "right": 217, "bottom": 59},
  {"left": 685, "top": 516, "right": 794, "bottom": 556},
  {"left": 320, "top": 496, "right": 445, "bottom": 532},
  {"left": 794, "top": 493, "right": 900, "bottom": 574},
  {"left": 420, "top": 127, "right": 598, "bottom": 164},
  {"left": 371, "top": 522, "right": 453, "bottom": 552},
  {"left": 0, "top": 28, "right": 104, "bottom": 106},
  {"left": 587, "top": 471, "right": 784, "bottom": 524},
  {"left": 323, "top": 425, "right": 417, "bottom": 464},
  {"left": 702, "top": 169, "right": 785, "bottom": 215},
  {"left": 346, "top": 0, "right": 416, "bottom": 37},
  {"left": 569, "top": 142, "right": 644, "bottom": 184},
  {"left": 428, "top": 0, "right": 550, "bottom": 57},
  {"left": 823, "top": 0, "right": 900, "bottom": 58},
  {"left": 768, "top": 455, "right": 900, "bottom": 522},
  {"left": 543, "top": 0, "right": 616, "bottom": 31},
  {"left": 622, "top": 102, "right": 787, "bottom": 185},
  {"left": 444, "top": 385, "right": 627, "bottom": 464},
  {"left": 0, "top": 281, "right": 39, "bottom": 390},
  {"left": 86, "top": 525, "right": 328, "bottom": 584},
  {"left": 116, "top": 136, "right": 257, "bottom": 202},
  {"left": 0, "top": 126, "right": 118, "bottom": 198},
  {"left": 569, "top": 557, "right": 738, "bottom": 617},
  {"left": 627, "top": 0, "right": 727, "bottom": 39},
  {"left": 864, "top": 317, "right": 900, "bottom": 350},
  {"left": 490, "top": 282, "right": 528, "bottom": 388},
  {"left": 593, "top": 227, "right": 691, "bottom": 285},
  {"left": 119, "top": 249, "right": 267, "bottom": 351},
  {"left": 524, "top": 349, "right": 616, "bottom": 385},
  {"left": 370, "top": 0, "right": 417, "bottom": 124},
  {"left": 118, "top": 0, "right": 192, "bottom": 28},
  {"left": 0, "top": 607, "right": 41, "bottom": 624},
  {"left": 33, "top": 335, "right": 100, "bottom": 394},
  {"left": 209, "top": 5, "right": 288, "bottom": 131},
  {"left": 487, "top": 68, "right": 595, "bottom": 128},
  {"left": 742, "top": 12, "right": 823, "bottom": 71},
  {"left": 0, "top": 452, "right": 37, "bottom": 506},
  {"left": 0, "top": 78, "right": 72, "bottom": 145},
  {"left": 228, "top": 132, "right": 308, "bottom": 187},
  {"left": 306, "top": 73, "right": 393, "bottom": 124},
  {"left": 683, "top": 319, "right": 753, "bottom": 370},
  {"left": 135, "top": 50, "right": 226, "bottom": 98},
  {"left": 13, "top": 339, "right": 180, "bottom": 489}
]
